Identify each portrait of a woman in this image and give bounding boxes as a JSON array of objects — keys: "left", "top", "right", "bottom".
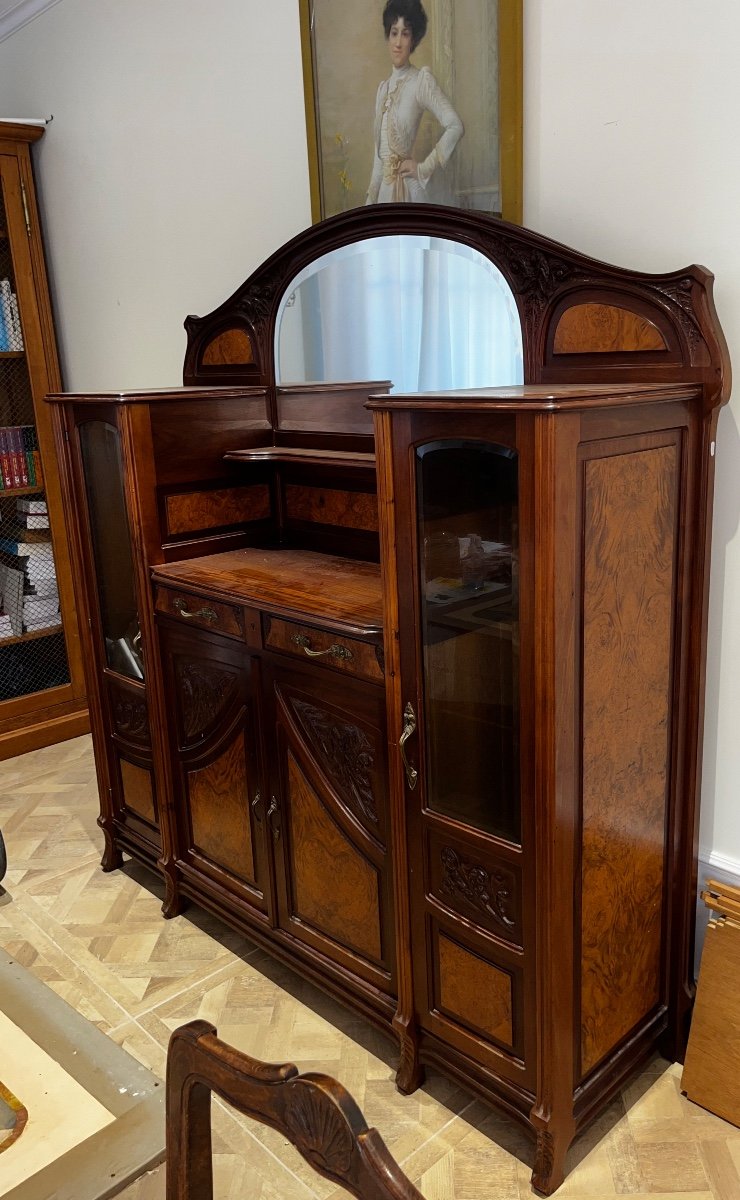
[{"left": 366, "top": 0, "right": 464, "bottom": 205}]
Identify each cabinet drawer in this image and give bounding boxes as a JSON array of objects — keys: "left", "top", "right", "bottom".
[
  {"left": 155, "top": 585, "right": 244, "bottom": 638},
  {"left": 264, "top": 615, "right": 383, "bottom": 683}
]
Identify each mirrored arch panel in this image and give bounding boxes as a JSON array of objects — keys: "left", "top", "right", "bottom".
[{"left": 275, "top": 235, "right": 523, "bottom": 392}]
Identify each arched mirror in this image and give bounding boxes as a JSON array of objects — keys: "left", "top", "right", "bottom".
[{"left": 275, "top": 234, "right": 523, "bottom": 392}]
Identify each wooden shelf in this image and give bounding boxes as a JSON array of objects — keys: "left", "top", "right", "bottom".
[
  {"left": 0, "top": 351, "right": 25, "bottom": 359},
  {"left": 225, "top": 446, "right": 376, "bottom": 469},
  {"left": 0, "top": 485, "right": 44, "bottom": 498},
  {"left": 0, "top": 624, "right": 62, "bottom": 647}
]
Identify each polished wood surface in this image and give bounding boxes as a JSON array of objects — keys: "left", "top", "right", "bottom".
[
  {"left": 681, "top": 884, "right": 740, "bottom": 1127},
  {"left": 580, "top": 438, "right": 678, "bottom": 1076},
  {"left": 438, "top": 933, "right": 514, "bottom": 1049},
  {"left": 165, "top": 483, "right": 271, "bottom": 536},
  {"left": 51, "top": 207, "right": 730, "bottom": 1198},
  {"left": 553, "top": 302, "right": 667, "bottom": 354},
  {"left": 155, "top": 585, "right": 244, "bottom": 639},
  {"left": 285, "top": 750, "right": 383, "bottom": 962},
  {"left": 201, "top": 327, "right": 254, "bottom": 366},
  {"left": 284, "top": 483, "right": 378, "bottom": 532},
  {"left": 153, "top": 548, "right": 383, "bottom": 634},
  {"left": 188, "top": 733, "right": 256, "bottom": 885},
  {"left": 120, "top": 758, "right": 157, "bottom": 826},
  {"left": 225, "top": 446, "right": 376, "bottom": 469},
  {"left": 264, "top": 615, "right": 383, "bottom": 684},
  {"left": 166, "top": 1020, "right": 424, "bottom": 1200}
]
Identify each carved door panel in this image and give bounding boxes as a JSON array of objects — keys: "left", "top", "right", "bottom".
[
  {"left": 160, "top": 622, "right": 269, "bottom": 915},
  {"left": 263, "top": 656, "right": 394, "bottom": 997}
]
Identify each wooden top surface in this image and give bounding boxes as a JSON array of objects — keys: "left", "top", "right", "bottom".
[
  {"left": 224, "top": 447, "right": 376, "bottom": 469},
  {"left": 366, "top": 382, "right": 700, "bottom": 412},
  {"left": 45, "top": 386, "right": 268, "bottom": 405},
  {"left": 153, "top": 548, "right": 383, "bottom": 636}
]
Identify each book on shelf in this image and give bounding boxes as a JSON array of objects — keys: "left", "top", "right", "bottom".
[
  {"left": 16, "top": 498, "right": 47, "bottom": 515},
  {"left": 0, "top": 561, "right": 24, "bottom": 636},
  {"left": 0, "top": 425, "right": 39, "bottom": 490},
  {"left": 0, "top": 279, "right": 23, "bottom": 351},
  {"left": 16, "top": 512, "right": 49, "bottom": 529},
  {"left": 0, "top": 537, "right": 54, "bottom": 559}
]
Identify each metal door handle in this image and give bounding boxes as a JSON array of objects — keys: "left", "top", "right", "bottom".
[
  {"left": 266, "top": 796, "right": 280, "bottom": 841},
  {"left": 399, "top": 701, "right": 418, "bottom": 790},
  {"left": 251, "top": 790, "right": 263, "bottom": 823}
]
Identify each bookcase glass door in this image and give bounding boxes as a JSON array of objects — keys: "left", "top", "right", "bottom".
[
  {"left": 78, "top": 420, "right": 143, "bottom": 681},
  {"left": 415, "top": 439, "right": 520, "bottom": 844},
  {"left": 0, "top": 164, "right": 70, "bottom": 700}
]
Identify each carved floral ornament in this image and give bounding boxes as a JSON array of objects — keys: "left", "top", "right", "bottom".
[
  {"left": 440, "top": 846, "right": 516, "bottom": 931},
  {"left": 291, "top": 697, "right": 378, "bottom": 829}
]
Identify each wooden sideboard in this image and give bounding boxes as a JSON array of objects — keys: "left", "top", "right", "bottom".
[{"left": 47, "top": 206, "right": 730, "bottom": 1194}]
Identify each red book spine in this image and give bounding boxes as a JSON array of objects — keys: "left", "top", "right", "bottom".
[
  {"left": 0, "top": 429, "right": 13, "bottom": 490},
  {"left": 8, "top": 426, "right": 27, "bottom": 487}
]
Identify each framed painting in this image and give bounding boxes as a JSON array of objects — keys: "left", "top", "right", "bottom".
[{"left": 299, "top": 0, "right": 522, "bottom": 223}]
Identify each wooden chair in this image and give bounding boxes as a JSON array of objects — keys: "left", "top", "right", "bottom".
[{"left": 166, "top": 1020, "right": 425, "bottom": 1200}]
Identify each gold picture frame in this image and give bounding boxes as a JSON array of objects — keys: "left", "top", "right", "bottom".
[{"left": 299, "top": 0, "right": 522, "bottom": 223}]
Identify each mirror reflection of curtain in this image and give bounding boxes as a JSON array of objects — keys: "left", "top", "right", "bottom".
[{"left": 277, "top": 236, "right": 523, "bottom": 392}]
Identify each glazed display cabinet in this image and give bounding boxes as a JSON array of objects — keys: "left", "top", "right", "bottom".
[
  {"left": 49, "top": 204, "right": 730, "bottom": 1193},
  {"left": 0, "top": 121, "right": 86, "bottom": 757}
]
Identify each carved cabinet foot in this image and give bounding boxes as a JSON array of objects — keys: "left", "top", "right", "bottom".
[
  {"left": 531, "top": 1128, "right": 569, "bottom": 1196},
  {"left": 161, "top": 865, "right": 185, "bottom": 919},
  {"left": 394, "top": 1027, "right": 425, "bottom": 1095},
  {"left": 99, "top": 827, "right": 123, "bottom": 873}
]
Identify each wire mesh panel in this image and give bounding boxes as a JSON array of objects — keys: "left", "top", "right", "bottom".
[{"left": 0, "top": 167, "right": 71, "bottom": 700}]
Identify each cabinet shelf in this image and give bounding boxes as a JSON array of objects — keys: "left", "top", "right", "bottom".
[
  {"left": 0, "top": 624, "right": 62, "bottom": 648},
  {"left": 225, "top": 446, "right": 376, "bottom": 470},
  {"left": 0, "top": 351, "right": 25, "bottom": 360},
  {"left": 0, "top": 484, "right": 44, "bottom": 498}
]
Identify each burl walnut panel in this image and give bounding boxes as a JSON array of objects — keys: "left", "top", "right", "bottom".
[
  {"left": 437, "top": 933, "right": 514, "bottom": 1049},
  {"left": 201, "top": 328, "right": 255, "bottom": 366},
  {"left": 553, "top": 303, "right": 667, "bottom": 354},
  {"left": 284, "top": 484, "right": 379, "bottom": 533},
  {"left": 120, "top": 758, "right": 157, "bottom": 826},
  {"left": 187, "top": 732, "right": 256, "bottom": 885},
  {"left": 165, "top": 483, "right": 271, "bottom": 536},
  {"left": 286, "top": 751, "right": 383, "bottom": 964},
  {"left": 580, "top": 441, "right": 678, "bottom": 1076}
]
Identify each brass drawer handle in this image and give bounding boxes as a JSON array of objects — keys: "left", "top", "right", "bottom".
[
  {"left": 399, "top": 701, "right": 418, "bottom": 790},
  {"left": 291, "top": 633, "right": 353, "bottom": 661},
  {"left": 173, "top": 598, "right": 218, "bottom": 624}
]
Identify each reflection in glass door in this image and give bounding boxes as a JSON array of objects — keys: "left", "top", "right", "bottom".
[{"left": 416, "top": 440, "right": 520, "bottom": 843}]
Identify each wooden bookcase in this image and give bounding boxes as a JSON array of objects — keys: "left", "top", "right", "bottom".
[{"left": 0, "top": 122, "right": 87, "bottom": 757}]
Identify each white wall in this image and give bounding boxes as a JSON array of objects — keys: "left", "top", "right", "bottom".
[
  {"left": 523, "top": 0, "right": 740, "bottom": 880},
  {"left": 0, "top": 0, "right": 312, "bottom": 388},
  {"left": 0, "top": 0, "right": 737, "bottom": 875}
]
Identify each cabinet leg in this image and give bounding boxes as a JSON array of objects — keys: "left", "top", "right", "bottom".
[
  {"left": 394, "top": 1017, "right": 425, "bottom": 1095},
  {"left": 531, "top": 1127, "right": 570, "bottom": 1196},
  {"left": 161, "top": 862, "right": 185, "bottom": 919},
  {"left": 99, "top": 821, "right": 123, "bottom": 872}
]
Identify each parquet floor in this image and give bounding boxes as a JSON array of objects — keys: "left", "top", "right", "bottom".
[{"left": 1, "top": 734, "right": 739, "bottom": 1199}]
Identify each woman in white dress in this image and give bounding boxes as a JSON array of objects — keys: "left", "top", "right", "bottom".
[{"left": 366, "top": 0, "right": 464, "bottom": 205}]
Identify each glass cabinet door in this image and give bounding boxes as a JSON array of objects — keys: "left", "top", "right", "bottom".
[
  {"left": 415, "top": 440, "right": 519, "bottom": 843},
  {"left": 78, "top": 420, "right": 143, "bottom": 680}
]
